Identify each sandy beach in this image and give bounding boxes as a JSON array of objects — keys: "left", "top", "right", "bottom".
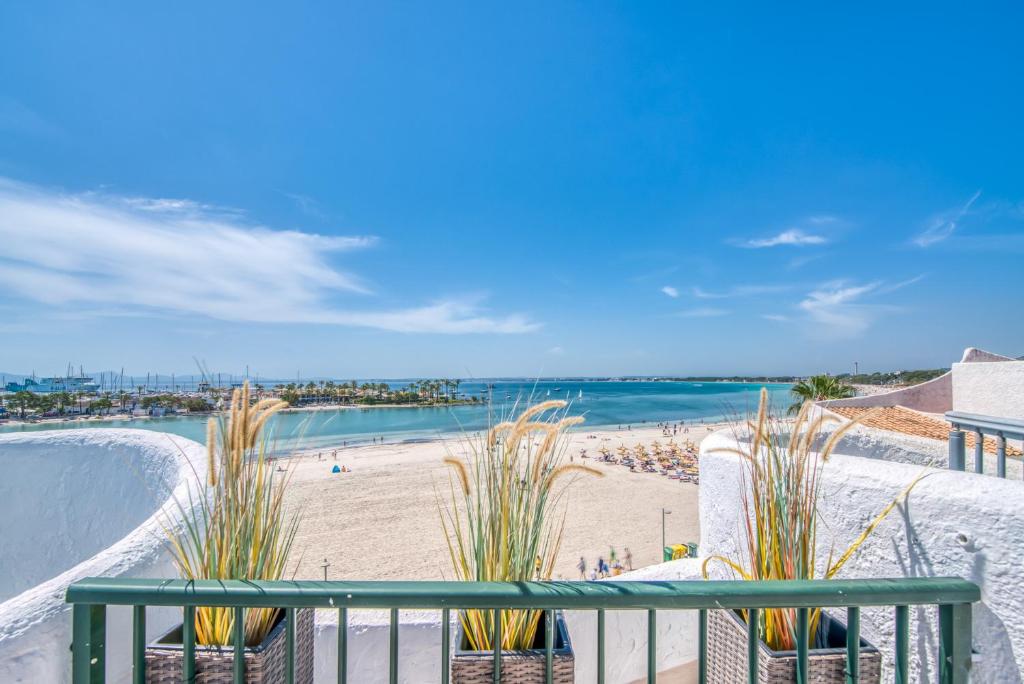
[{"left": 282, "top": 421, "right": 732, "bottom": 581}]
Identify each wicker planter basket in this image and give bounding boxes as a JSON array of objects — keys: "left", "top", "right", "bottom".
[
  {"left": 707, "top": 609, "right": 881, "bottom": 684},
  {"left": 452, "top": 611, "right": 574, "bottom": 683},
  {"left": 145, "top": 608, "right": 314, "bottom": 684}
]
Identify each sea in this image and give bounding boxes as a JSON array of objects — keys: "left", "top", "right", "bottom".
[{"left": 0, "top": 380, "right": 792, "bottom": 450}]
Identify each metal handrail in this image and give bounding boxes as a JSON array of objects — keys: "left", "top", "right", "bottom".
[
  {"left": 66, "top": 576, "right": 978, "bottom": 684},
  {"left": 946, "top": 411, "right": 1024, "bottom": 438},
  {"left": 946, "top": 410, "right": 1024, "bottom": 477}
]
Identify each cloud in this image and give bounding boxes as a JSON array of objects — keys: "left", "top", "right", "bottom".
[
  {"left": 0, "top": 178, "right": 538, "bottom": 334},
  {"left": 795, "top": 275, "right": 922, "bottom": 338},
  {"left": 547, "top": 346, "right": 565, "bottom": 355},
  {"left": 283, "top": 191, "right": 327, "bottom": 220},
  {"left": 877, "top": 274, "right": 927, "bottom": 294},
  {"left": 761, "top": 314, "right": 789, "bottom": 322},
  {"left": 692, "top": 284, "right": 792, "bottom": 299},
  {"left": 787, "top": 253, "right": 826, "bottom": 270},
  {"left": 798, "top": 281, "right": 881, "bottom": 337},
  {"left": 660, "top": 286, "right": 679, "bottom": 298},
  {"left": 740, "top": 229, "right": 827, "bottom": 248},
  {"left": 913, "top": 190, "right": 981, "bottom": 247},
  {"left": 673, "top": 307, "right": 730, "bottom": 318}
]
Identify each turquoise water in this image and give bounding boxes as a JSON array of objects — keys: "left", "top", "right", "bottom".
[{"left": 0, "top": 381, "right": 792, "bottom": 450}]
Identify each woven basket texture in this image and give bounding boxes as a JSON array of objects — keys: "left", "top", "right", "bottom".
[
  {"left": 145, "top": 608, "right": 314, "bottom": 684},
  {"left": 452, "top": 612, "right": 574, "bottom": 683},
  {"left": 706, "top": 609, "right": 881, "bottom": 684}
]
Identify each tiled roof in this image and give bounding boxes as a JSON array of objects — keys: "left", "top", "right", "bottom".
[{"left": 829, "top": 405, "right": 1022, "bottom": 458}]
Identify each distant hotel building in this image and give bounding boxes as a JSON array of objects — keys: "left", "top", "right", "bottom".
[{"left": 4, "top": 376, "right": 100, "bottom": 394}]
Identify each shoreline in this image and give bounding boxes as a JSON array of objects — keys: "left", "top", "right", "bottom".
[
  {"left": 0, "top": 404, "right": 739, "bottom": 441},
  {"left": 0, "top": 399, "right": 481, "bottom": 429}
]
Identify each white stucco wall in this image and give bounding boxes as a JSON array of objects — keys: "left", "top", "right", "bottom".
[
  {"left": 698, "top": 429, "right": 1024, "bottom": 683},
  {"left": 953, "top": 360, "right": 1024, "bottom": 419},
  {"left": 0, "top": 430, "right": 207, "bottom": 684}
]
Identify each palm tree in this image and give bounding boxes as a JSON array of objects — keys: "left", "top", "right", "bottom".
[
  {"left": 788, "top": 375, "right": 855, "bottom": 414},
  {"left": 9, "top": 391, "right": 34, "bottom": 419},
  {"left": 53, "top": 391, "right": 73, "bottom": 415}
]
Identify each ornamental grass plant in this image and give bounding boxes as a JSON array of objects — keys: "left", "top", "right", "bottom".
[
  {"left": 704, "top": 388, "right": 920, "bottom": 651},
  {"left": 166, "top": 382, "right": 299, "bottom": 647},
  {"left": 439, "top": 399, "right": 601, "bottom": 651}
]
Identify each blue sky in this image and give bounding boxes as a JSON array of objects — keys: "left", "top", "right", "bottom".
[{"left": 1, "top": 2, "right": 1022, "bottom": 378}]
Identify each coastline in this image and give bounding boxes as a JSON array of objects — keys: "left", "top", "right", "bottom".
[{"left": 0, "top": 399, "right": 479, "bottom": 429}]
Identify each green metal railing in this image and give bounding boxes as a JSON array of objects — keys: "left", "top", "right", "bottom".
[{"left": 66, "top": 576, "right": 978, "bottom": 684}]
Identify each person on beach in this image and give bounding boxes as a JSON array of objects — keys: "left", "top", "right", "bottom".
[
  {"left": 624, "top": 547, "right": 634, "bottom": 571},
  {"left": 577, "top": 557, "right": 587, "bottom": 580}
]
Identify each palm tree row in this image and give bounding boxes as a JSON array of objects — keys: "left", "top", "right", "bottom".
[{"left": 274, "top": 378, "right": 470, "bottom": 407}]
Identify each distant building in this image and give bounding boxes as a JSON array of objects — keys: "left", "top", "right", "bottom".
[{"left": 4, "top": 376, "right": 100, "bottom": 394}]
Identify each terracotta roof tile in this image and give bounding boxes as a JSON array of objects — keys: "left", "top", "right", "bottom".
[{"left": 829, "top": 405, "right": 1022, "bottom": 458}]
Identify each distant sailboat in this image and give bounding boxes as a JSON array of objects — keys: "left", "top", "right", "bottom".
[{"left": 578, "top": 389, "right": 583, "bottom": 400}]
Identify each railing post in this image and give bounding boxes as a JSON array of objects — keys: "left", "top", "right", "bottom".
[
  {"left": 845, "top": 606, "right": 859, "bottom": 684},
  {"left": 894, "top": 605, "right": 909, "bottom": 684},
  {"left": 286, "top": 607, "right": 296, "bottom": 684},
  {"left": 439, "top": 608, "right": 448, "bottom": 684},
  {"left": 72, "top": 603, "right": 106, "bottom": 684},
  {"left": 698, "top": 609, "right": 707, "bottom": 684},
  {"left": 132, "top": 605, "right": 146, "bottom": 684},
  {"left": 338, "top": 607, "right": 348, "bottom": 684},
  {"left": 233, "top": 606, "right": 245, "bottom": 684},
  {"left": 996, "top": 432, "right": 1006, "bottom": 478},
  {"left": 389, "top": 608, "right": 399, "bottom": 684},
  {"left": 973, "top": 428, "right": 984, "bottom": 474},
  {"left": 948, "top": 427, "right": 965, "bottom": 471},
  {"left": 182, "top": 605, "right": 195, "bottom": 684},
  {"left": 746, "top": 608, "right": 759, "bottom": 684},
  {"left": 544, "top": 609, "right": 554, "bottom": 683},
  {"left": 647, "top": 609, "right": 657, "bottom": 684},
  {"left": 939, "top": 603, "right": 972, "bottom": 684}
]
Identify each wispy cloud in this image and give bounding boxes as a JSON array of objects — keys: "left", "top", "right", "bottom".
[
  {"left": 787, "top": 252, "right": 827, "bottom": 270},
  {"left": 692, "top": 284, "right": 792, "bottom": 299},
  {"left": 0, "top": 178, "right": 538, "bottom": 334},
  {"left": 761, "top": 314, "right": 789, "bottom": 322},
  {"left": 796, "top": 275, "right": 923, "bottom": 338},
  {"left": 740, "top": 229, "right": 827, "bottom": 249},
  {"left": 673, "top": 307, "right": 730, "bottom": 318},
  {"left": 283, "top": 191, "right": 327, "bottom": 220},
  {"left": 798, "top": 281, "right": 881, "bottom": 337},
  {"left": 660, "top": 286, "right": 679, "bottom": 298},
  {"left": 913, "top": 190, "right": 981, "bottom": 247},
  {"left": 547, "top": 346, "right": 565, "bottom": 355},
  {"left": 877, "top": 274, "right": 927, "bottom": 294}
]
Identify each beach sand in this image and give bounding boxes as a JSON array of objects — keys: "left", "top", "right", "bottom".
[{"left": 282, "top": 421, "right": 731, "bottom": 581}]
